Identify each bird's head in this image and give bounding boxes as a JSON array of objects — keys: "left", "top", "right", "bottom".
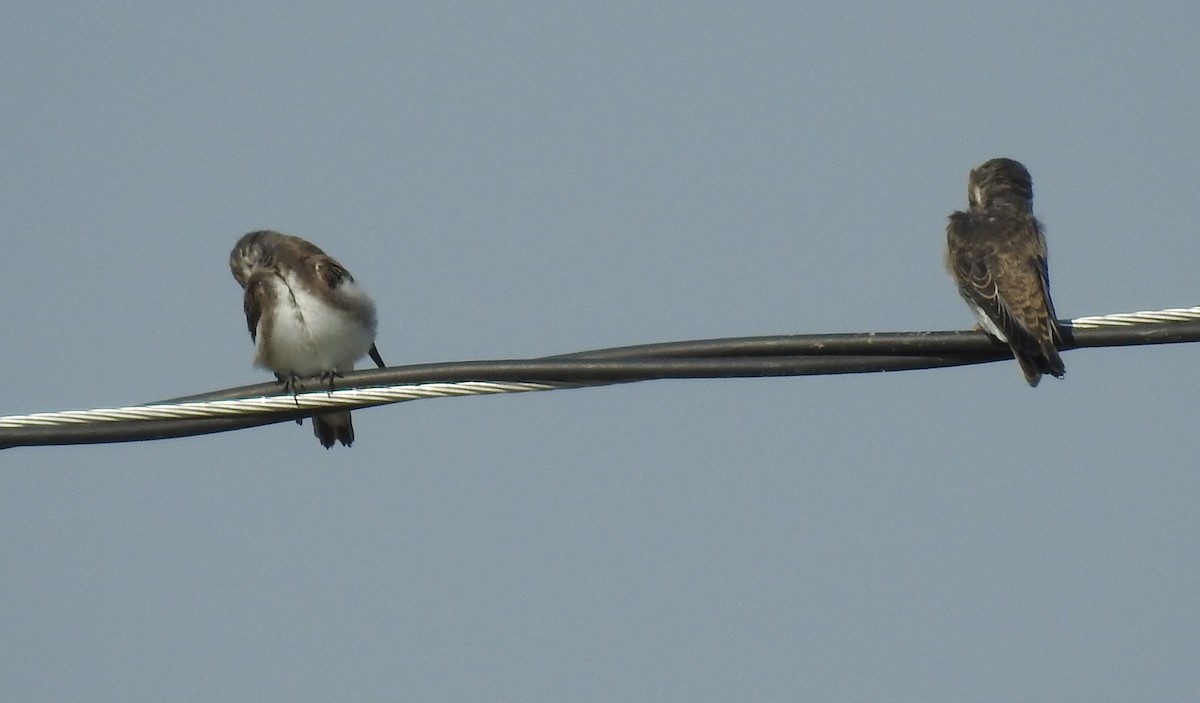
[
  {"left": 229, "top": 230, "right": 286, "bottom": 288},
  {"left": 967, "top": 158, "right": 1034, "bottom": 211}
]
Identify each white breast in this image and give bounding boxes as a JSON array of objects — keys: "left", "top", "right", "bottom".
[{"left": 256, "top": 273, "right": 377, "bottom": 376}]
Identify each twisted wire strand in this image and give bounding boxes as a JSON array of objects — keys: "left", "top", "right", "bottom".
[
  {"left": 1065, "top": 306, "right": 1200, "bottom": 329},
  {"left": 2, "top": 304, "right": 1198, "bottom": 448},
  {"left": 0, "top": 382, "right": 568, "bottom": 429}
]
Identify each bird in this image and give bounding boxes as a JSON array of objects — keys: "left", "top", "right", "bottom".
[
  {"left": 230, "top": 230, "right": 386, "bottom": 447},
  {"left": 945, "top": 158, "right": 1065, "bottom": 386}
]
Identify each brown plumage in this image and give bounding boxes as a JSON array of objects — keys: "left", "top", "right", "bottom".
[
  {"left": 946, "top": 158, "right": 1065, "bottom": 386},
  {"left": 231, "top": 230, "right": 386, "bottom": 448}
]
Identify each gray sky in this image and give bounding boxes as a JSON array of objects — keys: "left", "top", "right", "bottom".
[{"left": 3, "top": 3, "right": 1198, "bottom": 701}]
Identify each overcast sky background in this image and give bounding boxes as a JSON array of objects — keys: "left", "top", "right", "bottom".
[{"left": 2, "top": 3, "right": 1199, "bottom": 701}]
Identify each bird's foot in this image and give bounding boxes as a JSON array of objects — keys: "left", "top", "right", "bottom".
[
  {"left": 276, "top": 373, "right": 304, "bottom": 406},
  {"left": 319, "top": 370, "right": 343, "bottom": 396}
]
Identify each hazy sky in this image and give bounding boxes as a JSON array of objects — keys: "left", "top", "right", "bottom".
[{"left": 3, "top": 3, "right": 1198, "bottom": 701}]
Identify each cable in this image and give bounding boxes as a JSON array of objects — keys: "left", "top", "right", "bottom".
[
  {"left": 0, "top": 382, "right": 569, "bottom": 448},
  {"left": 2, "top": 305, "right": 1199, "bottom": 449}
]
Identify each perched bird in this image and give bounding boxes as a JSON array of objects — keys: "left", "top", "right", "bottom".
[
  {"left": 946, "top": 158, "right": 1065, "bottom": 386},
  {"left": 230, "top": 230, "right": 386, "bottom": 447}
]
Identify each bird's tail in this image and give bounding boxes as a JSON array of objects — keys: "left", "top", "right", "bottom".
[
  {"left": 1015, "top": 345, "right": 1066, "bottom": 387},
  {"left": 312, "top": 411, "right": 355, "bottom": 448}
]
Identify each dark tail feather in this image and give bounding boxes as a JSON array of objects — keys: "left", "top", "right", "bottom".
[
  {"left": 312, "top": 411, "right": 355, "bottom": 448},
  {"left": 1014, "top": 346, "right": 1065, "bottom": 388},
  {"left": 1042, "top": 346, "right": 1066, "bottom": 379}
]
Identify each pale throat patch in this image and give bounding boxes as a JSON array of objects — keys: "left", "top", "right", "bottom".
[{"left": 971, "top": 183, "right": 985, "bottom": 208}]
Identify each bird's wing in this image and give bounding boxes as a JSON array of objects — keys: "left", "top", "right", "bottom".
[
  {"left": 368, "top": 343, "right": 386, "bottom": 368},
  {"left": 947, "top": 213, "right": 1049, "bottom": 350},
  {"left": 243, "top": 275, "right": 270, "bottom": 342},
  {"left": 1031, "top": 223, "right": 1063, "bottom": 344},
  {"left": 308, "top": 255, "right": 354, "bottom": 291}
]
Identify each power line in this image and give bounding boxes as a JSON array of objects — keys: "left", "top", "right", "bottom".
[{"left": 3, "top": 306, "right": 1198, "bottom": 449}]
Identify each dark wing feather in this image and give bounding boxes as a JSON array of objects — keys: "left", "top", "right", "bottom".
[
  {"left": 947, "top": 213, "right": 1032, "bottom": 344},
  {"left": 368, "top": 343, "right": 386, "bottom": 368},
  {"left": 308, "top": 255, "right": 353, "bottom": 291},
  {"left": 1031, "top": 229, "right": 1063, "bottom": 345},
  {"left": 242, "top": 273, "right": 272, "bottom": 342},
  {"left": 947, "top": 211, "right": 1065, "bottom": 384}
]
